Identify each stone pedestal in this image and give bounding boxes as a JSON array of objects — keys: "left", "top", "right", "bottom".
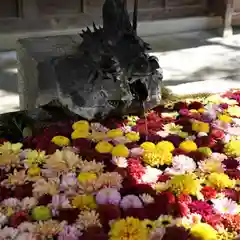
[{"left": 16, "top": 34, "right": 82, "bottom": 111}]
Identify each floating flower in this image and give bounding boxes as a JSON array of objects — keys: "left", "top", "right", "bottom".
[
  {"left": 111, "top": 156, "right": 128, "bottom": 168},
  {"left": 218, "top": 114, "right": 232, "bottom": 123},
  {"left": 31, "top": 206, "right": 52, "bottom": 221},
  {"left": 96, "top": 188, "right": 121, "bottom": 205},
  {"left": 141, "top": 166, "right": 162, "bottom": 184},
  {"left": 139, "top": 194, "right": 154, "bottom": 205},
  {"left": 76, "top": 210, "right": 101, "bottom": 231},
  {"left": 156, "top": 215, "right": 175, "bottom": 228},
  {"left": 125, "top": 132, "right": 140, "bottom": 142},
  {"left": 71, "top": 195, "right": 96, "bottom": 210},
  {"left": 165, "top": 155, "right": 196, "bottom": 175},
  {"left": 120, "top": 195, "right": 143, "bottom": 210},
  {"left": 224, "top": 140, "right": 240, "bottom": 157},
  {"left": 228, "top": 106, "right": 240, "bottom": 117},
  {"left": 212, "top": 198, "right": 239, "bottom": 215},
  {"left": 206, "top": 173, "right": 235, "bottom": 190},
  {"left": 77, "top": 172, "right": 97, "bottom": 184},
  {"left": 95, "top": 141, "right": 113, "bottom": 153},
  {"left": 198, "top": 159, "right": 225, "bottom": 173},
  {"left": 192, "top": 121, "right": 210, "bottom": 133},
  {"left": 71, "top": 130, "right": 90, "bottom": 139},
  {"left": 143, "top": 149, "right": 172, "bottom": 167},
  {"left": 107, "top": 129, "right": 124, "bottom": 138},
  {"left": 51, "top": 136, "right": 70, "bottom": 147},
  {"left": 156, "top": 141, "right": 175, "bottom": 152},
  {"left": 198, "top": 147, "right": 212, "bottom": 156},
  {"left": 179, "top": 140, "right": 197, "bottom": 153},
  {"left": 95, "top": 172, "right": 123, "bottom": 190},
  {"left": 112, "top": 144, "right": 129, "bottom": 157},
  {"left": 58, "top": 225, "right": 82, "bottom": 240},
  {"left": 72, "top": 120, "right": 89, "bottom": 131},
  {"left": 190, "top": 223, "right": 217, "bottom": 240},
  {"left": 109, "top": 217, "right": 148, "bottom": 240},
  {"left": 140, "top": 142, "right": 156, "bottom": 151},
  {"left": 168, "top": 174, "right": 201, "bottom": 196}
]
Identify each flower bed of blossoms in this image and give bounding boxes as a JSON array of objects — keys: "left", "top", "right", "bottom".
[{"left": 2, "top": 90, "right": 240, "bottom": 239}]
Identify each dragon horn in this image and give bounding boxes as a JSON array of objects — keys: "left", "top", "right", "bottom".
[{"left": 132, "top": 0, "right": 138, "bottom": 32}]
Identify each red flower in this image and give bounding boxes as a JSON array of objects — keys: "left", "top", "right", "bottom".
[
  {"left": 201, "top": 186, "right": 217, "bottom": 200},
  {"left": 9, "top": 211, "right": 30, "bottom": 228},
  {"left": 158, "top": 174, "right": 170, "bottom": 182},
  {"left": 163, "top": 226, "right": 190, "bottom": 240},
  {"left": 223, "top": 189, "right": 240, "bottom": 202},
  {"left": 158, "top": 191, "right": 176, "bottom": 204},
  {"left": 177, "top": 194, "right": 192, "bottom": 204},
  {"left": 188, "top": 101, "right": 203, "bottom": 110},
  {"left": 204, "top": 214, "right": 222, "bottom": 228},
  {"left": 188, "top": 200, "right": 214, "bottom": 218},
  {"left": 188, "top": 151, "right": 205, "bottom": 162},
  {"left": 127, "top": 157, "right": 145, "bottom": 183},
  {"left": 98, "top": 204, "right": 121, "bottom": 227},
  {"left": 81, "top": 226, "right": 108, "bottom": 240},
  {"left": 171, "top": 201, "right": 189, "bottom": 217},
  {"left": 57, "top": 208, "right": 80, "bottom": 224},
  {"left": 223, "top": 158, "right": 239, "bottom": 170},
  {"left": 173, "top": 148, "right": 187, "bottom": 156},
  {"left": 225, "top": 169, "right": 240, "bottom": 179},
  {"left": 123, "top": 207, "right": 146, "bottom": 220},
  {"left": 195, "top": 136, "right": 211, "bottom": 148},
  {"left": 211, "top": 129, "right": 225, "bottom": 140},
  {"left": 173, "top": 102, "right": 188, "bottom": 111},
  {"left": 221, "top": 214, "right": 240, "bottom": 233}
]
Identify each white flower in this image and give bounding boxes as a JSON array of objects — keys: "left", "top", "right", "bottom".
[
  {"left": 165, "top": 155, "right": 196, "bottom": 175},
  {"left": 111, "top": 156, "right": 128, "bottom": 168},
  {"left": 120, "top": 125, "right": 132, "bottom": 133},
  {"left": 212, "top": 198, "right": 239, "bottom": 215},
  {"left": 112, "top": 136, "right": 130, "bottom": 144},
  {"left": 130, "top": 147, "right": 144, "bottom": 157},
  {"left": 141, "top": 166, "right": 162, "bottom": 184},
  {"left": 186, "top": 135, "right": 196, "bottom": 140},
  {"left": 0, "top": 213, "right": 7, "bottom": 227},
  {"left": 90, "top": 123, "right": 109, "bottom": 132},
  {"left": 139, "top": 194, "right": 154, "bottom": 205},
  {"left": 2, "top": 198, "right": 21, "bottom": 208},
  {"left": 120, "top": 195, "right": 143, "bottom": 210},
  {"left": 156, "top": 131, "right": 169, "bottom": 138},
  {"left": 150, "top": 227, "right": 166, "bottom": 240},
  {"left": 197, "top": 132, "right": 208, "bottom": 137},
  {"left": 0, "top": 227, "right": 19, "bottom": 240}
]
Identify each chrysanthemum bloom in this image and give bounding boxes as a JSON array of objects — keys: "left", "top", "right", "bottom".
[
  {"left": 72, "top": 120, "right": 89, "bottom": 131},
  {"left": 111, "top": 156, "right": 128, "bottom": 168},
  {"left": 221, "top": 214, "right": 240, "bottom": 233},
  {"left": 58, "top": 225, "right": 82, "bottom": 240},
  {"left": 188, "top": 200, "right": 214, "bottom": 218},
  {"left": 179, "top": 140, "right": 198, "bottom": 153},
  {"left": 71, "top": 195, "right": 96, "bottom": 210},
  {"left": 156, "top": 141, "right": 175, "bottom": 152},
  {"left": 143, "top": 149, "right": 172, "bottom": 167},
  {"left": 140, "top": 142, "right": 156, "bottom": 151},
  {"left": 51, "top": 136, "right": 70, "bottom": 147},
  {"left": 200, "top": 186, "right": 217, "bottom": 200},
  {"left": 162, "top": 225, "right": 190, "bottom": 240},
  {"left": 120, "top": 195, "right": 143, "bottom": 210},
  {"left": 141, "top": 166, "right": 162, "bottom": 184},
  {"left": 107, "top": 129, "right": 124, "bottom": 138},
  {"left": 168, "top": 174, "right": 201, "bottom": 196},
  {"left": 109, "top": 217, "right": 148, "bottom": 240},
  {"left": 212, "top": 198, "right": 239, "bottom": 215},
  {"left": 71, "top": 130, "right": 90, "bottom": 139},
  {"left": 224, "top": 140, "right": 240, "bottom": 157},
  {"left": 192, "top": 121, "right": 210, "bottom": 133},
  {"left": 190, "top": 223, "right": 218, "bottom": 240},
  {"left": 206, "top": 173, "right": 235, "bottom": 190},
  {"left": 96, "top": 188, "right": 121, "bottom": 205},
  {"left": 95, "top": 141, "right": 113, "bottom": 153},
  {"left": 111, "top": 144, "right": 129, "bottom": 157},
  {"left": 125, "top": 132, "right": 140, "bottom": 142}
]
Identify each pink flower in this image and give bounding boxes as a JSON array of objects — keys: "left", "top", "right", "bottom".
[
  {"left": 58, "top": 225, "right": 82, "bottom": 240},
  {"left": 120, "top": 195, "right": 143, "bottom": 210},
  {"left": 130, "top": 147, "right": 144, "bottom": 157},
  {"left": 95, "top": 188, "right": 121, "bottom": 205},
  {"left": 111, "top": 157, "right": 128, "bottom": 168}
]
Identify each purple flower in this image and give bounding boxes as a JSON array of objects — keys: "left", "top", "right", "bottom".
[
  {"left": 179, "top": 109, "right": 189, "bottom": 116},
  {"left": 58, "top": 225, "right": 82, "bottom": 240},
  {"left": 51, "top": 194, "right": 71, "bottom": 215},
  {"left": 120, "top": 195, "right": 143, "bottom": 210},
  {"left": 60, "top": 173, "right": 78, "bottom": 190},
  {"left": 96, "top": 188, "right": 121, "bottom": 205}
]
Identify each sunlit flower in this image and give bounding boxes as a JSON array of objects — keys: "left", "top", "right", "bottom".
[
  {"left": 72, "top": 120, "right": 89, "bottom": 131},
  {"left": 179, "top": 140, "right": 198, "bottom": 153},
  {"left": 111, "top": 144, "right": 129, "bottom": 157},
  {"left": 139, "top": 194, "right": 155, "bottom": 205},
  {"left": 141, "top": 166, "right": 162, "bottom": 184},
  {"left": 71, "top": 195, "right": 96, "bottom": 210},
  {"left": 156, "top": 215, "right": 176, "bottom": 227},
  {"left": 198, "top": 158, "right": 225, "bottom": 173},
  {"left": 156, "top": 141, "right": 175, "bottom": 152},
  {"left": 107, "top": 129, "right": 124, "bottom": 138},
  {"left": 224, "top": 140, "right": 240, "bottom": 157},
  {"left": 206, "top": 173, "right": 235, "bottom": 190},
  {"left": 125, "top": 131, "right": 140, "bottom": 142},
  {"left": 76, "top": 210, "right": 101, "bottom": 231},
  {"left": 111, "top": 156, "right": 128, "bottom": 168},
  {"left": 51, "top": 136, "right": 70, "bottom": 147},
  {"left": 95, "top": 141, "right": 113, "bottom": 153},
  {"left": 212, "top": 198, "right": 239, "bottom": 215}
]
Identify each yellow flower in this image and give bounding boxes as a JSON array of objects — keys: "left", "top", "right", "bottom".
[
  {"left": 25, "top": 150, "right": 46, "bottom": 166},
  {"left": 95, "top": 141, "right": 113, "bottom": 153},
  {"left": 109, "top": 217, "right": 148, "bottom": 240},
  {"left": 27, "top": 166, "right": 41, "bottom": 176},
  {"left": 156, "top": 215, "right": 174, "bottom": 227},
  {"left": 155, "top": 182, "right": 169, "bottom": 193},
  {"left": 198, "top": 147, "right": 212, "bottom": 156},
  {"left": 143, "top": 149, "right": 172, "bottom": 167},
  {"left": 72, "top": 120, "right": 89, "bottom": 131},
  {"left": 71, "top": 195, "right": 96, "bottom": 210},
  {"left": 156, "top": 141, "right": 175, "bottom": 152},
  {"left": 206, "top": 173, "right": 235, "bottom": 190},
  {"left": 90, "top": 131, "right": 107, "bottom": 141},
  {"left": 140, "top": 142, "right": 156, "bottom": 151},
  {"left": 179, "top": 140, "right": 197, "bottom": 153},
  {"left": 51, "top": 136, "right": 70, "bottom": 147},
  {"left": 0, "top": 142, "right": 23, "bottom": 153},
  {"left": 71, "top": 130, "right": 90, "bottom": 139},
  {"left": 192, "top": 121, "right": 209, "bottom": 133},
  {"left": 198, "top": 108, "right": 205, "bottom": 113},
  {"left": 107, "top": 129, "right": 123, "bottom": 138},
  {"left": 228, "top": 106, "right": 240, "bottom": 117},
  {"left": 77, "top": 172, "right": 97, "bottom": 184},
  {"left": 190, "top": 109, "right": 198, "bottom": 114},
  {"left": 125, "top": 132, "right": 140, "bottom": 142},
  {"left": 190, "top": 223, "right": 217, "bottom": 240},
  {"left": 112, "top": 144, "right": 129, "bottom": 157},
  {"left": 218, "top": 114, "right": 232, "bottom": 123},
  {"left": 224, "top": 141, "right": 240, "bottom": 157},
  {"left": 168, "top": 174, "right": 201, "bottom": 196},
  {"left": 199, "top": 159, "right": 224, "bottom": 173}
]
